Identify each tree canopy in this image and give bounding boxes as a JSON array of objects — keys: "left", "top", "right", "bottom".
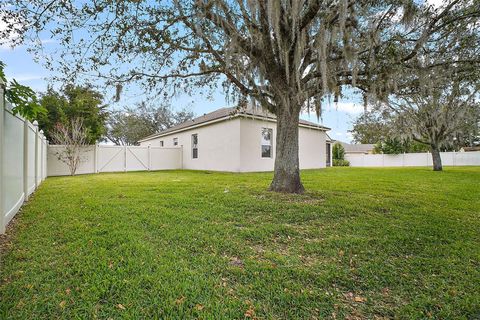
[
  {"left": 37, "top": 85, "right": 108, "bottom": 144},
  {"left": 372, "top": 138, "right": 430, "bottom": 154},
  {"left": 106, "top": 102, "right": 194, "bottom": 146},
  {"left": 350, "top": 111, "right": 393, "bottom": 144},
  {"left": 0, "top": 61, "right": 45, "bottom": 120}
]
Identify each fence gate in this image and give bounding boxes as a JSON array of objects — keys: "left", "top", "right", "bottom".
[
  {"left": 98, "top": 146, "right": 125, "bottom": 172},
  {"left": 125, "top": 146, "right": 149, "bottom": 171}
]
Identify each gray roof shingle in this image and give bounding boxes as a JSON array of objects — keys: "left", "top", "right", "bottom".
[{"left": 340, "top": 142, "right": 375, "bottom": 154}]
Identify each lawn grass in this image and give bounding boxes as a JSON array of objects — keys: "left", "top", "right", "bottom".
[{"left": 0, "top": 167, "right": 479, "bottom": 319}]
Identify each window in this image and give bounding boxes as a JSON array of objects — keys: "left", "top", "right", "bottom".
[
  {"left": 261, "top": 128, "right": 273, "bottom": 158},
  {"left": 173, "top": 138, "right": 178, "bottom": 146},
  {"left": 192, "top": 134, "right": 198, "bottom": 159},
  {"left": 160, "top": 141, "right": 164, "bottom": 147}
]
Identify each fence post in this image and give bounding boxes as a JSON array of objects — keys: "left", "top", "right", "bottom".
[
  {"left": 34, "top": 121, "right": 39, "bottom": 189},
  {"left": 39, "top": 130, "right": 44, "bottom": 183},
  {"left": 23, "top": 120, "right": 29, "bottom": 201},
  {"left": 147, "top": 145, "right": 151, "bottom": 171},
  {"left": 94, "top": 143, "right": 98, "bottom": 173},
  {"left": 124, "top": 146, "right": 127, "bottom": 172},
  {"left": 45, "top": 140, "right": 49, "bottom": 179},
  {"left": 0, "top": 79, "right": 5, "bottom": 233}
]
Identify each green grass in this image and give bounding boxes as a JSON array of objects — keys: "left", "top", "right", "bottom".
[{"left": 1, "top": 167, "right": 479, "bottom": 319}]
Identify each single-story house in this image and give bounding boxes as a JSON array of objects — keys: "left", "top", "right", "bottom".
[
  {"left": 460, "top": 146, "right": 480, "bottom": 152},
  {"left": 139, "top": 106, "right": 331, "bottom": 172},
  {"left": 339, "top": 142, "right": 375, "bottom": 155}
]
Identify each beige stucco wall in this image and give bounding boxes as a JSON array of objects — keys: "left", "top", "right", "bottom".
[
  {"left": 239, "top": 117, "right": 326, "bottom": 172},
  {"left": 299, "top": 124, "right": 327, "bottom": 169},
  {"left": 140, "top": 118, "right": 242, "bottom": 171},
  {"left": 139, "top": 116, "right": 327, "bottom": 172}
]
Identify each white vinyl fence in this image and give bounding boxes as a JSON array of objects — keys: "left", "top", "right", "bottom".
[
  {"left": 1, "top": 85, "right": 48, "bottom": 234},
  {"left": 346, "top": 151, "right": 480, "bottom": 167},
  {"left": 47, "top": 145, "right": 182, "bottom": 176}
]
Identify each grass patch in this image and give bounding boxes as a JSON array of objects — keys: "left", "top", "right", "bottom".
[{"left": 1, "top": 167, "right": 479, "bottom": 319}]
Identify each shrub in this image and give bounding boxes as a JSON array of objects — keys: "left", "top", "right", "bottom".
[
  {"left": 332, "top": 143, "right": 345, "bottom": 160},
  {"left": 333, "top": 159, "right": 350, "bottom": 166}
]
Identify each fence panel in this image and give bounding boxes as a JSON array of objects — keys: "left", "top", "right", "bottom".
[
  {"left": 47, "top": 145, "right": 95, "bottom": 176},
  {"left": 125, "top": 146, "right": 149, "bottom": 171},
  {"left": 383, "top": 154, "right": 404, "bottom": 167},
  {"left": 150, "top": 147, "right": 182, "bottom": 170},
  {"left": 47, "top": 145, "right": 182, "bottom": 176},
  {"left": 98, "top": 146, "right": 125, "bottom": 172},
  {"left": 403, "top": 153, "right": 428, "bottom": 166},
  {"left": 455, "top": 151, "right": 480, "bottom": 166},
  {"left": 3, "top": 110, "right": 25, "bottom": 227},
  {"left": 1, "top": 84, "right": 48, "bottom": 233},
  {"left": 346, "top": 151, "right": 480, "bottom": 167}
]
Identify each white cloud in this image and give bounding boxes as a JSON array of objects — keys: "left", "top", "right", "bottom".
[
  {"left": 301, "top": 101, "right": 366, "bottom": 118},
  {"left": 8, "top": 74, "right": 45, "bottom": 82},
  {"left": 324, "top": 102, "right": 365, "bottom": 115}
]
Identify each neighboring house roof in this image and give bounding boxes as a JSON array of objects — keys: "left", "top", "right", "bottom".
[
  {"left": 139, "top": 106, "right": 330, "bottom": 142},
  {"left": 461, "top": 146, "right": 480, "bottom": 152},
  {"left": 339, "top": 142, "right": 375, "bottom": 154}
]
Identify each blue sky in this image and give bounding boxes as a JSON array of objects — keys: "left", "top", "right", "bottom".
[{"left": 1, "top": 39, "right": 366, "bottom": 143}]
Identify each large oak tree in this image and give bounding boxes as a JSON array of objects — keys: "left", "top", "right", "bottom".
[{"left": 2, "top": 0, "right": 479, "bottom": 192}]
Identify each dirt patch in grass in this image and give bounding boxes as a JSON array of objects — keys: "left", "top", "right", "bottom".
[{"left": 0, "top": 211, "right": 23, "bottom": 257}]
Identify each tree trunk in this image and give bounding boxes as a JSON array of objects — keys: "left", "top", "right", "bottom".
[
  {"left": 269, "top": 108, "right": 304, "bottom": 193},
  {"left": 431, "top": 146, "right": 443, "bottom": 171}
]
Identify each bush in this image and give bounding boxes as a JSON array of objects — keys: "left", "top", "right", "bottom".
[
  {"left": 333, "top": 159, "right": 350, "bottom": 166},
  {"left": 332, "top": 143, "right": 345, "bottom": 160}
]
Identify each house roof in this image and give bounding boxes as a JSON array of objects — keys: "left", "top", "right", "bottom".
[
  {"left": 139, "top": 107, "right": 330, "bottom": 142},
  {"left": 461, "top": 146, "right": 480, "bottom": 152},
  {"left": 340, "top": 142, "right": 375, "bottom": 154}
]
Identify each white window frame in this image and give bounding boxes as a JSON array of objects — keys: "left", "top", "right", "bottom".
[
  {"left": 191, "top": 134, "right": 198, "bottom": 159},
  {"left": 261, "top": 128, "right": 273, "bottom": 158}
]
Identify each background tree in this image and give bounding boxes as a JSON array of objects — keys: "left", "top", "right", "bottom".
[
  {"left": 3, "top": 0, "right": 480, "bottom": 192},
  {"left": 332, "top": 143, "right": 345, "bottom": 161},
  {"left": 332, "top": 142, "right": 349, "bottom": 166},
  {"left": 106, "top": 111, "right": 155, "bottom": 146},
  {"left": 106, "top": 102, "right": 194, "bottom": 146},
  {"left": 38, "top": 85, "right": 108, "bottom": 144},
  {"left": 451, "top": 111, "right": 480, "bottom": 149},
  {"left": 373, "top": 138, "right": 429, "bottom": 154},
  {"left": 50, "top": 118, "right": 89, "bottom": 176},
  {"left": 350, "top": 111, "right": 393, "bottom": 144},
  {"left": 133, "top": 102, "right": 195, "bottom": 134}
]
